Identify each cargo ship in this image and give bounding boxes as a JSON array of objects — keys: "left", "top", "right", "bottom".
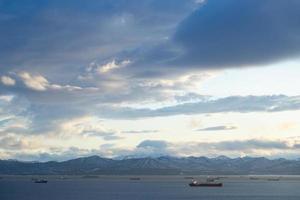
[
  {"left": 189, "top": 179, "right": 223, "bottom": 187},
  {"left": 129, "top": 177, "right": 141, "bottom": 180},
  {"left": 34, "top": 179, "right": 48, "bottom": 183}
]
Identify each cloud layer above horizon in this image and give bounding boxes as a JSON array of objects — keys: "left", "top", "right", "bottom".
[{"left": 1, "top": 0, "right": 300, "bottom": 161}]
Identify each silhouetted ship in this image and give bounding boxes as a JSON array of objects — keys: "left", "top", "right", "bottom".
[
  {"left": 189, "top": 179, "right": 223, "bottom": 187},
  {"left": 34, "top": 179, "right": 48, "bottom": 183},
  {"left": 267, "top": 178, "right": 280, "bottom": 181},
  {"left": 184, "top": 176, "right": 194, "bottom": 179},
  {"left": 129, "top": 177, "right": 141, "bottom": 180}
]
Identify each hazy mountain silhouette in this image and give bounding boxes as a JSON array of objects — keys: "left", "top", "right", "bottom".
[{"left": 0, "top": 156, "right": 299, "bottom": 175}]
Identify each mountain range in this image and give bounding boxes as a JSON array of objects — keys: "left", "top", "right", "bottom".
[{"left": 1, "top": 156, "right": 300, "bottom": 175}]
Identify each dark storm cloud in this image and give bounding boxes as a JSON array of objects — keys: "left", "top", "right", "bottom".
[
  {"left": 172, "top": 0, "right": 300, "bottom": 68},
  {"left": 1, "top": 0, "right": 299, "bottom": 80},
  {"left": 0, "top": 0, "right": 196, "bottom": 74}
]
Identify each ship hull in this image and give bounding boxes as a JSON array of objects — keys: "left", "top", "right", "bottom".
[
  {"left": 34, "top": 180, "right": 48, "bottom": 183},
  {"left": 189, "top": 183, "right": 223, "bottom": 187}
]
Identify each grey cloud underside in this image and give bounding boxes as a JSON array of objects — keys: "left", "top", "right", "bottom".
[
  {"left": 99, "top": 95, "right": 300, "bottom": 119},
  {"left": 0, "top": 0, "right": 196, "bottom": 77},
  {"left": 172, "top": 0, "right": 300, "bottom": 68},
  {"left": 1, "top": 0, "right": 298, "bottom": 83},
  {"left": 1, "top": 0, "right": 300, "bottom": 123},
  {"left": 2, "top": 94, "right": 300, "bottom": 136},
  {"left": 122, "top": 0, "right": 300, "bottom": 72}
]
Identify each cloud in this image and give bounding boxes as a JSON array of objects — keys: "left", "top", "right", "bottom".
[
  {"left": 206, "top": 139, "right": 292, "bottom": 151},
  {"left": 137, "top": 140, "right": 168, "bottom": 149},
  {"left": 4, "top": 147, "right": 97, "bottom": 162},
  {"left": 58, "top": 116, "right": 122, "bottom": 141},
  {"left": 122, "top": 130, "right": 159, "bottom": 134},
  {"left": 130, "top": 138, "right": 300, "bottom": 158},
  {"left": 196, "top": 125, "right": 237, "bottom": 131},
  {"left": 113, "top": 0, "right": 300, "bottom": 76},
  {"left": 0, "top": 95, "right": 14, "bottom": 102},
  {"left": 129, "top": 139, "right": 300, "bottom": 158},
  {"left": 0, "top": 134, "right": 41, "bottom": 151},
  {"left": 0, "top": 94, "right": 30, "bottom": 135},
  {"left": 1, "top": 1, "right": 300, "bottom": 161},
  {"left": 16, "top": 71, "right": 97, "bottom": 92},
  {"left": 18, "top": 72, "right": 49, "bottom": 91},
  {"left": 97, "top": 95, "right": 300, "bottom": 119},
  {"left": 97, "top": 59, "right": 131, "bottom": 74},
  {"left": 0, "top": 135, "right": 25, "bottom": 150},
  {"left": 0, "top": 0, "right": 197, "bottom": 74},
  {"left": 172, "top": 0, "right": 300, "bottom": 68},
  {"left": 2, "top": 138, "right": 300, "bottom": 161},
  {"left": 132, "top": 140, "right": 172, "bottom": 158},
  {"left": 1, "top": 75, "right": 15, "bottom": 86},
  {"left": 101, "top": 135, "right": 123, "bottom": 141}
]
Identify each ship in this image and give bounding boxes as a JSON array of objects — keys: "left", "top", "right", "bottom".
[
  {"left": 129, "top": 177, "right": 141, "bottom": 180},
  {"left": 34, "top": 179, "right": 48, "bottom": 183},
  {"left": 189, "top": 179, "right": 223, "bottom": 187},
  {"left": 184, "top": 176, "right": 194, "bottom": 179}
]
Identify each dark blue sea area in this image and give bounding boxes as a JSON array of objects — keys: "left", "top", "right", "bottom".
[{"left": 1, "top": 176, "right": 300, "bottom": 200}]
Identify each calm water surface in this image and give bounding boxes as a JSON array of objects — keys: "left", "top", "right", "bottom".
[{"left": 1, "top": 176, "right": 300, "bottom": 200}]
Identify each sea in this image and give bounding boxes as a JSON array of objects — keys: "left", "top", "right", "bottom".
[{"left": 1, "top": 175, "right": 300, "bottom": 200}]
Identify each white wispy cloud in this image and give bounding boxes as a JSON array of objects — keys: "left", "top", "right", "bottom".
[
  {"left": 97, "top": 59, "right": 131, "bottom": 74},
  {"left": 17, "top": 71, "right": 97, "bottom": 92},
  {"left": 1, "top": 75, "right": 16, "bottom": 86},
  {"left": 58, "top": 116, "right": 121, "bottom": 141},
  {"left": 18, "top": 72, "right": 49, "bottom": 91},
  {"left": 196, "top": 125, "right": 237, "bottom": 131},
  {"left": 0, "top": 95, "right": 14, "bottom": 102}
]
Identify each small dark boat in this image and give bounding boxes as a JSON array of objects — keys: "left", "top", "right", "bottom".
[
  {"left": 189, "top": 180, "right": 223, "bottom": 187},
  {"left": 34, "top": 179, "right": 48, "bottom": 183},
  {"left": 130, "top": 177, "right": 141, "bottom": 180},
  {"left": 184, "top": 176, "right": 194, "bottom": 179}
]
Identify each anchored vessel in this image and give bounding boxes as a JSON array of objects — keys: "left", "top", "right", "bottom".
[
  {"left": 189, "top": 179, "right": 223, "bottom": 187},
  {"left": 34, "top": 179, "right": 48, "bottom": 183},
  {"left": 129, "top": 177, "right": 141, "bottom": 180}
]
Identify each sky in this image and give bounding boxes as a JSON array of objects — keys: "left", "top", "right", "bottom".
[{"left": 1, "top": 0, "right": 300, "bottom": 161}]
